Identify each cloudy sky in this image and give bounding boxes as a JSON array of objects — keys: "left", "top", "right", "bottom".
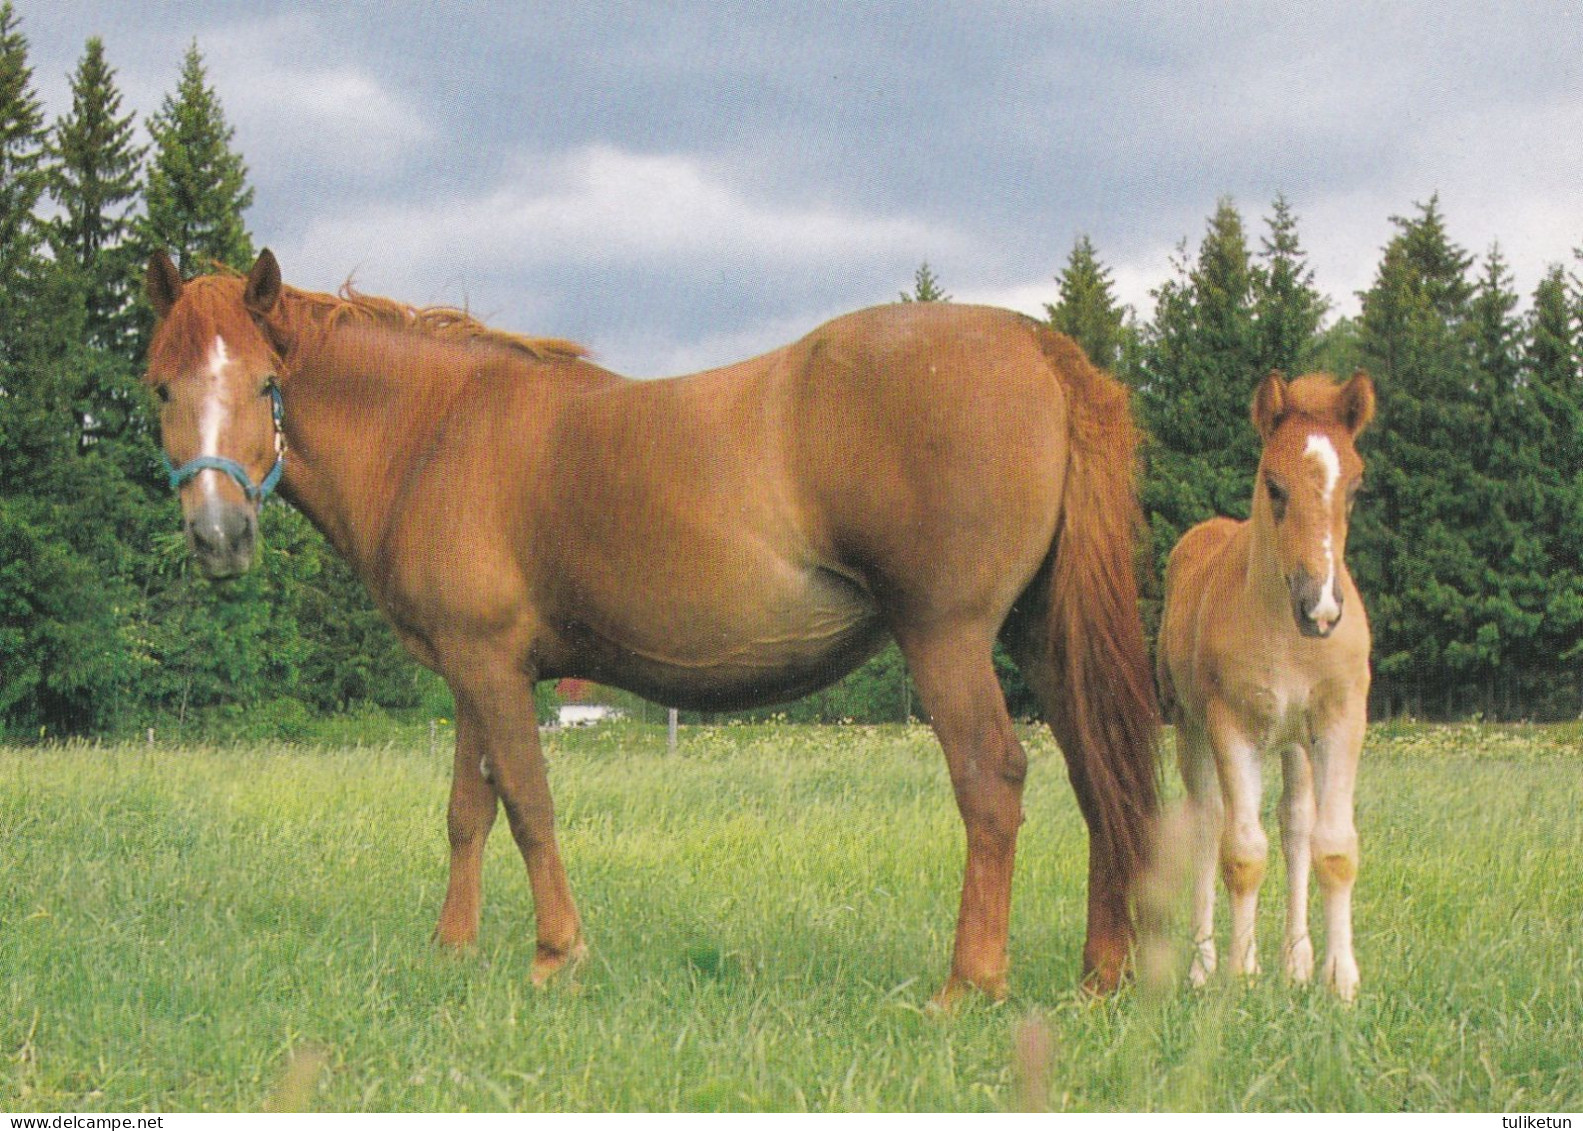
[{"left": 18, "top": 1, "right": 1583, "bottom": 376}]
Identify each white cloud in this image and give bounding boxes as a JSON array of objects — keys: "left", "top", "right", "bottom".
[
  {"left": 281, "top": 143, "right": 964, "bottom": 295},
  {"left": 505, "top": 145, "right": 957, "bottom": 265},
  {"left": 201, "top": 14, "right": 434, "bottom": 173}
]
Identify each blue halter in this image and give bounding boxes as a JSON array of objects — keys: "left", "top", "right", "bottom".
[{"left": 162, "top": 384, "right": 287, "bottom": 503}]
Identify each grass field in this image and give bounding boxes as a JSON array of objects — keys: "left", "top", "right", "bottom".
[{"left": 3, "top": 722, "right": 1580, "bottom": 1112}]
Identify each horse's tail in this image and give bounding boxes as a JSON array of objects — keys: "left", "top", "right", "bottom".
[{"left": 1034, "top": 328, "right": 1161, "bottom": 895}]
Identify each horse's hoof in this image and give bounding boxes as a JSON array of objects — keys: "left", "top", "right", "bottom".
[
  {"left": 1188, "top": 941, "right": 1217, "bottom": 988},
  {"left": 1324, "top": 953, "right": 1359, "bottom": 1003},
  {"left": 1229, "top": 947, "right": 1262, "bottom": 980},
  {"left": 1285, "top": 936, "right": 1315, "bottom": 983},
  {"left": 1080, "top": 956, "right": 1128, "bottom": 997},
  {"left": 432, "top": 922, "right": 478, "bottom": 951},
  {"left": 531, "top": 939, "right": 588, "bottom": 987},
  {"left": 930, "top": 971, "right": 1008, "bottom": 1011}
]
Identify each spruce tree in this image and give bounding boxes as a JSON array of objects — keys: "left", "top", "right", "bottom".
[
  {"left": 1252, "top": 194, "right": 1328, "bottom": 376},
  {"left": 1524, "top": 265, "right": 1583, "bottom": 711},
  {"left": 0, "top": 0, "right": 44, "bottom": 362},
  {"left": 1466, "top": 245, "right": 1536, "bottom": 715},
  {"left": 899, "top": 261, "right": 950, "bottom": 302},
  {"left": 1356, "top": 196, "right": 1482, "bottom": 716},
  {"left": 47, "top": 36, "right": 145, "bottom": 356},
  {"left": 142, "top": 41, "right": 254, "bottom": 273},
  {"left": 0, "top": 0, "right": 50, "bottom": 462},
  {"left": 0, "top": 5, "right": 132, "bottom": 736},
  {"left": 1137, "top": 198, "right": 1261, "bottom": 572},
  {"left": 1046, "top": 234, "right": 1127, "bottom": 372}
]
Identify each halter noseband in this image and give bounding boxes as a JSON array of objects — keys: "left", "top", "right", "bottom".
[{"left": 162, "top": 383, "right": 287, "bottom": 504}]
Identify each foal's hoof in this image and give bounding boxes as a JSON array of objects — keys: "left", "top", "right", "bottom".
[
  {"left": 1323, "top": 953, "right": 1360, "bottom": 1003},
  {"left": 1284, "top": 936, "right": 1315, "bottom": 984},
  {"left": 1188, "top": 942, "right": 1217, "bottom": 988},
  {"left": 531, "top": 939, "right": 589, "bottom": 988}
]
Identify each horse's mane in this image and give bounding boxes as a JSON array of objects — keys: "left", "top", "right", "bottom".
[{"left": 285, "top": 283, "right": 588, "bottom": 362}]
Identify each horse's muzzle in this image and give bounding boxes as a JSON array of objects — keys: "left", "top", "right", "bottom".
[
  {"left": 186, "top": 498, "right": 257, "bottom": 579},
  {"left": 1289, "top": 567, "right": 1343, "bottom": 638}
]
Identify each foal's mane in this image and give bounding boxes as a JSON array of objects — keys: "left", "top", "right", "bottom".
[{"left": 284, "top": 282, "right": 587, "bottom": 362}]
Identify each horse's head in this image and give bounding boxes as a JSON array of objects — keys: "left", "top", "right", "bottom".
[
  {"left": 1250, "top": 370, "right": 1374, "bottom": 638},
  {"left": 145, "top": 249, "right": 286, "bottom": 580}
]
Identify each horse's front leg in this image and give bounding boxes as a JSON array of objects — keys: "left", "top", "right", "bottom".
[
  {"left": 1279, "top": 742, "right": 1317, "bottom": 983},
  {"left": 1311, "top": 701, "right": 1365, "bottom": 1001},
  {"left": 1208, "top": 701, "right": 1267, "bottom": 979},
  {"left": 453, "top": 663, "right": 585, "bottom": 985},
  {"left": 434, "top": 708, "right": 498, "bottom": 947}
]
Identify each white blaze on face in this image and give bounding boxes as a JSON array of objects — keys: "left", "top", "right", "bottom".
[
  {"left": 1304, "top": 434, "right": 1342, "bottom": 625},
  {"left": 197, "top": 335, "right": 231, "bottom": 500}
]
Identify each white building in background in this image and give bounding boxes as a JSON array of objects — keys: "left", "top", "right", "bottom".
[{"left": 557, "top": 704, "right": 625, "bottom": 727}]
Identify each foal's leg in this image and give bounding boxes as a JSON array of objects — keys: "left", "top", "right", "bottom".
[
  {"left": 1312, "top": 702, "right": 1365, "bottom": 1001},
  {"left": 1208, "top": 702, "right": 1267, "bottom": 979},
  {"left": 1177, "top": 719, "right": 1223, "bottom": 986},
  {"left": 1279, "top": 743, "right": 1317, "bottom": 983},
  {"left": 454, "top": 665, "right": 584, "bottom": 985},
  {"left": 434, "top": 709, "right": 499, "bottom": 947},
  {"left": 901, "top": 626, "right": 1028, "bottom": 1003}
]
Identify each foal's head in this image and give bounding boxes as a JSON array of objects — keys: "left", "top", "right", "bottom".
[
  {"left": 145, "top": 250, "right": 286, "bottom": 579},
  {"left": 1251, "top": 371, "right": 1375, "bottom": 638}
]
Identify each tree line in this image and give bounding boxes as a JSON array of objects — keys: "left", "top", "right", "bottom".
[
  {"left": 0, "top": 9, "right": 437, "bottom": 740},
  {"left": 1060, "top": 197, "right": 1583, "bottom": 722},
  {"left": 2, "top": 5, "right": 1579, "bottom": 739}
]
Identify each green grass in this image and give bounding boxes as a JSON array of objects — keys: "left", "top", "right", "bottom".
[{"left": 2, "top": 722, "right": 1580, "bottom": 1112}]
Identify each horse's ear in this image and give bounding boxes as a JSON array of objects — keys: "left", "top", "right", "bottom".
[
  {"left": 1340, "top": 370, "right": 1376, "bottom": 436},
  {"left": 1252, "top": 371, "right": 1288, "bottom": 440},
  {"left": 146, "top": 251, "right": 183, "bottom": 318},
  {"left": 244, "top": 248, "right": 282, "bottom": 316}
]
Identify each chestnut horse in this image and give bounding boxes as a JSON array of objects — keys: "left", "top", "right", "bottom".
[
  {"left": 143, "top": 249, "right": 1158, "bottom": 1000},
  {"left": 1157, "top": 371, "right": 1374, "bottom": 1000}
]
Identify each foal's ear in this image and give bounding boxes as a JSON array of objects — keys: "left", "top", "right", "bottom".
[
  {"left": 1251, "top": 371, "right": 1289, "bottom": 440},
  {"left": 244, "top": 248, "right": 282, "bottom": 316},
  {"left": 1339, "top": 370, "right": 1376, "bottom": 436},
  {"left": 146, "top": 250, "right": 183, "bottom": 318}
]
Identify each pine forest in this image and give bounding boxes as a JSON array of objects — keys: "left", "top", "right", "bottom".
[{"left": 2, "top": 7, "right": 1580, "bottom": 739}]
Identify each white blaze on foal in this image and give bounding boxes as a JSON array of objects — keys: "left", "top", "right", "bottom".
[{"left": 1304, "top": 434, "right": 1342, "bottom": 628}]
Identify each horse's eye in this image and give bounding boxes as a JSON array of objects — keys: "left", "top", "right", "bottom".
[
  {"left": 155, "top": 384, "right": 172, "bottom": 404},
  {"left": 1265, "top": 476, "right": 1288, "bottom": 521}
]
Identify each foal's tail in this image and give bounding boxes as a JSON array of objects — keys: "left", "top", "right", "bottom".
[{"left": 1035, "top": 328, "right": 1160, "bottom": 891}]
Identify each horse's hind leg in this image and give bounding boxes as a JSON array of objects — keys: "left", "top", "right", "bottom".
[
  {"left": 434, "top": 710, "right": 499, "bottom": 947},
  {"left": 1279, "top": 743, "right": 1317, "bottom": 983},
  {"left": 899, "top": 625, "right": 1028, "bottom": 1003},
  {"left": 1004, "top": 619, "right": 1132, "bottom": 993}
]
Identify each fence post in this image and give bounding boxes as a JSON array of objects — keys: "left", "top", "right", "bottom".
[{"left": 668, "top": 707, "right": 678, "bottom": 756}]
